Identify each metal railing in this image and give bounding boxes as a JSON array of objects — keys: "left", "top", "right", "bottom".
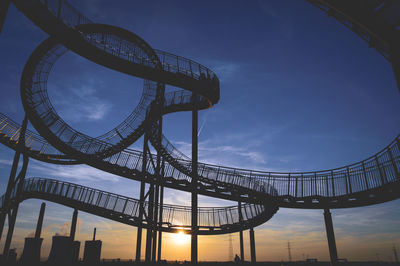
[
  {"left": 306, "top": 0, "right": 400, "bottom": 61},
  {"left": 8, "top": 0, "right": 400, "bottom": 209},
  {"left": 0, "top": 178, "right": 275, "bottom": 232}
]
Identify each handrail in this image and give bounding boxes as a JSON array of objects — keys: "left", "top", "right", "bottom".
[{"left": 0, "top": 178, "right": 277, "bottom": 234}]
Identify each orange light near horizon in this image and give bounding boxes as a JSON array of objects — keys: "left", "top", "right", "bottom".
[{"left": 171, "top": 230, "right": 190, "bottom": 245}]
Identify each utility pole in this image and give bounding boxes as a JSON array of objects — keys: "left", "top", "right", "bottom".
[
  {"left": 393, "top": 245, "right": 399, "bottom": 263},
  {"left": 287, "top": 241, "right": 292, "bottom": 262}
]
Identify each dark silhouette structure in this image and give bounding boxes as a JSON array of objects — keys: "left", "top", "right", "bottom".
[
  {"left": 0, "top": 0, "right": 399, "bottom": 265},
  {"left": 47, "top": 208, "right": 80, "bottom": 263},
  {"left": 20, "top": 202, "right": 45, "bottom": 263},
  {"left": 83, "top": 228, "right": 102, "bottom": 264}
]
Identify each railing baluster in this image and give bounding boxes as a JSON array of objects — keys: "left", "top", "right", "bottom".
[{"left": 375, "top": 156, "right": 385, "bottom": 185}]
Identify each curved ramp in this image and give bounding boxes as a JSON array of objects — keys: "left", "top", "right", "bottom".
[
  {"left": 0, "top": 0, "right": 396, "bottom": 220},
  {"left": 0, "top": 178, "right": 277, "bottom": 235}
]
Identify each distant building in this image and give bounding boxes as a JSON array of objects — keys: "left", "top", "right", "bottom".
[
  {"left": 20, "top": 237, "right": 43, "bottom": 263},
  {"left": 83, "top": 227, "right": 102, "bottom": 263},
  {"left": 83, "top": 240, "right": 102, "bottom": 263},
  {"left": 47, "top": 235, "right": 80, "bottom": 264}
]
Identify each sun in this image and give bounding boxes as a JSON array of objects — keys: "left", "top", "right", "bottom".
[{"left": 172, "top": 230, "right": 190, "bottom": 245}]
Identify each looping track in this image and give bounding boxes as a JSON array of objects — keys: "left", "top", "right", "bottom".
[
  {"left": 0, "top": 0, "right": 400, "bottom": 236},
  {"left": 0, "top": 178, "right": 276, "bottom": 235}
]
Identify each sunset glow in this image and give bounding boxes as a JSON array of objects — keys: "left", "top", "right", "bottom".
[
  {"left": 171, "top": 231, "right": 190, "bottom": 246},
  {"left": 0, "top": 0, "right": 400, "bottom": 263}
]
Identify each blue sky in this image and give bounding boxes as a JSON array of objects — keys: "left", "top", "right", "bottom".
[{"left": 0, "top": 0, "right": 400, "bottom": 262}]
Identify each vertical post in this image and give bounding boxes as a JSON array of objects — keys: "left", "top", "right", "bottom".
[
  {"left": 151, "top": 184, "right": 159, "bottom": 262},
  {"left": 238, "top": 202, "right": 244, "bottom": 262},
  {"left": 135, "top": 180, "right": 145, "bottom": 262},
  {"left": 136, "top": 113, "right": 152, "bottom": 262},
  {"left": 391, "top": 51, "right": 400, "bottom": 94},
  {"left": 324, "top": 208, "right": 338, "bottom": 266},
  {"left": 35, "top": 203, "right": 46, "bottom": 239},
  {"left": 191, "top": 92, "right": 198, "bottom": 264},
  {"left": 2, "top": 117, "right": 29, "bottom": 260},
  {"left": 152, "top": 117, "right": 163, "bottom": 262},
  {"left": 0, "top": 0, "right": 11, "bottom": 34},
  {"left": 93, "top": 228, "right": 96, "bottom": 241},
  {"left": 3, "top": 208, "right": 18, "bottom": 260},
  {"left": 70, "top": 209, "right": 78, "bottom": 241},
  {"left": 0, "top": 150, "right": 21, "bottom": 243},
  {"left": 249, "top": 227, "right": 256, "bottom": 263},
  {"left": 145, "top": 182, "right": 154, "bottom": 262},
  {"left": 157, "top": 159, "right": 165, "bottom": 262}
]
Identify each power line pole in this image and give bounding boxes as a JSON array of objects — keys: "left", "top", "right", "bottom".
[
  {"left": 287, "top": 241, "right": 292, "bottom": 262},
  {"left": 393, "top": 245, "right": 399, "bottom": 263}
]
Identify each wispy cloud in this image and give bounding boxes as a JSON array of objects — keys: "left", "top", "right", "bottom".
[
  {"left": 27, "top": 160, "right": 121, "bottom": 183},
  {"left": 50, "top": 78, "right": 112, "bottom": 123},
  {"left": 171, "top": 122, "right": 297, "bottom": 171}
]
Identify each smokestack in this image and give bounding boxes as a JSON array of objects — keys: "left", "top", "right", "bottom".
[
  {"left": 93, "top": 228, "right": 96, "bottom": 241},
  {"left": 35, "top": 202, "right": 46, "bottom": 239},
  {"left": 70, "top": 209, "right": 78, "bottom": 241}
]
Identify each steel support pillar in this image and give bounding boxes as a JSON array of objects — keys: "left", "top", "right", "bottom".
[
  {"left": 191, "top": 93, "right": 198, "bottom": 264},
  {"left": 324, "top": 208, "right": 338, "bottom": 266},
  {"left": 70, "top": 209, "right": 78, "bottom": 240},
  {"left": 3, "top": 154, "right": 29, "bottom": 260},
  {"left": 238, "top": 202, "right": 244, "bottom": 262},
  {"left": 391, "top": 46, "right": 400, "bottom": 94},
  {"left": 249, "top": 227, "right": 256, "bottom": 263},
  {"left": 152, "top": 117, "right": 163, "bottom": 262},
  {"left": 0, "top": 0, "right": 11, "bottom": 34},
  {"left": 0, "top": 150, "right": 21, "bottom": 243},
  {"left": 2, "top": 116, "right": 29, "bottom": 261},
  {"left": 136, "top": 116, "right": 151, "bottom": 262},
  {"left": 392, "top": 62, "right": 400, "bottom": 94},
  {"left": 3, "top": 207, "right": 18, "bottom": 260},
  {"left": 35, "top": 203, "right": 46, "bottom": 239},
  {"left": 157, "top": 159, "right": 165, "bottom": 262},
  {"left": 151, "top": 183, "right": 159, "bottom": 262},
  {"left": 145, "top": 182, "right": 154, "bottom": 262},
  {"left": 135, "top": 180, "right": 146, "bottom": 262},
  {"left": 0, "top": 116, "right": 28, "bottom": 239}
]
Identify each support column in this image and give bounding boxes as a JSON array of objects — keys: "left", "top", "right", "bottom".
[
  {"left": 238, "top": 202, "right": 244, "bottom": 262},
  {"left": 157, "top": 158, "right": 165, "bottom": 262},
  {"left": 151, "top": 184, "right": 159, "bottom": 262},
  {"left": 391, "top": 48, "right": 400, "bottom": 94},
  {"left": 152, "top": 117, "right": 163, "bottom": 262},
  {"left": 3, "top": 152, "right": 29, "bottom": 260},
  {"left": 191, "top": 93, "right": 198, "bottom": 264},
  {"left": 0, "top": 151, "right": 21, "bottom": 243},
  {"left": 145, "top": 182, "right": 154, "bottom": 262},
  {"left": 70, "top": 209, "right": 78, "bottom": 241},
  {"left": 135, "top": 180, "right": 146, "bottom": 262},
  {"left": 324, "top": 208, "right": 338, "bottom": 266},
  {"left": 249, "top": 227, "right": 256, "bottom": 263},
  {"left": 136, "top": 117, "right": 150, "bottom": 262},
  {"left": 35, "top": 203, "right": 46, "bottom": 239},
  {"left": 393, "top": 64, "right": 400, "bottom": 94},
  {"left": 0, "top": 0, "right": 11, "bottom": 34},
  {"left": 0, "top": 116, "right": 28, "bottom": 244}
]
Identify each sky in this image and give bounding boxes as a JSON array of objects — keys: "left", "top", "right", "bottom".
[{"left": 0, "top": 0, "right": 400, "bottom": 262}]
